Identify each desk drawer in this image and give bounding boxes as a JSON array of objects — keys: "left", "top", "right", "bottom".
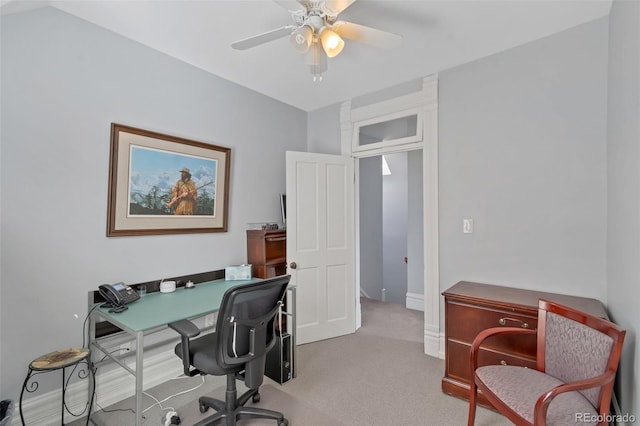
[
  {"left": 447, "top": 301, "right": 537, "bottom": 353},
  {"left": 446, "top": 340, "right": 537, "bottom": 383}
]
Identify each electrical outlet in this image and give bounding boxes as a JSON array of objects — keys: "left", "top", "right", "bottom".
[
  {"left": 119, "top": 342, "right": 131, "bottom": 353},
  {"left": 205, "top": 313, "right": 215, "bottom": 327}
]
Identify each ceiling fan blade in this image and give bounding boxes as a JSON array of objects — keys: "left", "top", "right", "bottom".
[
  {"left": 272, "top": 0, "right": 304, "bottom": 11},
  {"left": 333, "top": 21, "right": 402, "bottom": 49},
  {"left": 231, "top": 26, "right": 296, "bottom": 50},
  {"left": 323, "top": 0, "right": 357, "bottom": 16}
]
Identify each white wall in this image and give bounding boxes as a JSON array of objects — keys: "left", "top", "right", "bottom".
[
  {"left": 407, "top": 150, "right": 424, "bottom": 297},
  {"left": 382, "top": 152, "right": 408, "bottom": 304},
  {"left": 307, "top": 103, "right": 342, "bottom": 155},
  {"left": 0, "top": 7, "right": 307, "bottom": 400},
  {"left": 438, "top": 17, "right": 609, "bottom": 301},
  {"left": 308, "top": 17, "right": 610, "bottom": 309},
  {"left": 606, "top": 0, "right": 640, "bottom": 417},
  {"left": 358, "top": 156, "right": 383, "bottom": 299}
]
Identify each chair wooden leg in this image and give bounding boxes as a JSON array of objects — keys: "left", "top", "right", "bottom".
[{"left": 468, "top": 378, "right": 478, "bottom": 426}]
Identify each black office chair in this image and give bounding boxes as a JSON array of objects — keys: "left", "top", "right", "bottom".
[{"left": 169, "top": 276, "right": 290, "bottom": 426}]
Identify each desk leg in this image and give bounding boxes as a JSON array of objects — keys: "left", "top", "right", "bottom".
[
  {"left": 87, "top": 306, "right": 96, "bottom": 426},
  {"left": 86, "top": 358, "right": 95, "bottom": 426},
  {"left": 289, "top": 286, "right": 297, "bottom": 378},
  {"left": 135, "top": 331, "right": 144, "bottom": 426}
]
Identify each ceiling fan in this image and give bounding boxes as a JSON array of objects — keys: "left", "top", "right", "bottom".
[{"left": 231, "top": 0, "right": 402, "bottom": 81}]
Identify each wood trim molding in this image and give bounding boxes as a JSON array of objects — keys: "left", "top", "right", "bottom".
[
  {"left": 422, "top": 77, "right": 440, "bottom": 359},
  {"left": 406, "top": 292, "right": 424, "bottom": 311},
  {"left": 341, "top": 75, "right": 440, "bottom": 358}
]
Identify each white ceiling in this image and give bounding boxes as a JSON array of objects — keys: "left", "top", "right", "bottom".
[{"left": 1, "top": 0, "right": 612, "bottom": 111}]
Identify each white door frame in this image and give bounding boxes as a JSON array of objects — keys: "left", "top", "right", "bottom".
[{"left": 340, "top": 76, "right": 441, "bottom": 358}]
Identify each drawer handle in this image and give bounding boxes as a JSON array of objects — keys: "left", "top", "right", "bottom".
[
  {"left": 266, "top": 237, "right": 286, "bottom": 242},
  {"left": 500, "top": 360, "right": 508, "bottom": 366},
  {"left": 498, "top": 317, "right": 529, "bottom": 328}
]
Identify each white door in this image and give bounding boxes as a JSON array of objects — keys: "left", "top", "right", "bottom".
[{"left": 286, "top": 151, "right": 355, "bottom": 344}]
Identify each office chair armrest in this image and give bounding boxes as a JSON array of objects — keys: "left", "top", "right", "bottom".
[
  {"left": 169, "top": 319, "right": 201, "bottom": 338},
  {"left": 470, "top": 326, "right": 537, "bottom": 370},
  {"left": 532, "top": 370, "right": 616, "bottom": 426},
  {"left": 168, "top": 319, "right": 201, "bottom": 377}
]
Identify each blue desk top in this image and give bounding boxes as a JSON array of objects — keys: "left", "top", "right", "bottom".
[{"left": 94, "top": 278, "right": 261, "bottom": 333}]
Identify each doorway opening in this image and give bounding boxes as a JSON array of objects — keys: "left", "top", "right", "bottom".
[{"left": 358, "top": 150, "right": 424, "bottom": 334}]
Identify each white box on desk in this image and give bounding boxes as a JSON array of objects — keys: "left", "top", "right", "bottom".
[{"left": 225, "top": 264, "right": 252, "bottom": 280}]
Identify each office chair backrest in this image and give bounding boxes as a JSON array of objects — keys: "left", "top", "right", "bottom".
[
  {"left": 537, "top": 299, "right": 625, "bottom": 411},
  {"left": 215, "top": 275, "right": 290, "bottom": 389}
]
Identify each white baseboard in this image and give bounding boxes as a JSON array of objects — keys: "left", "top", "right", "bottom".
[
  {"left": 14, "top": 350, "right": 182, "bottom": 426},
  {"left": 424, "top": 328, "right": 444, "bottom": 359},
  {"left": 405, "top": 292, "right": 424, "bottom": 311}
]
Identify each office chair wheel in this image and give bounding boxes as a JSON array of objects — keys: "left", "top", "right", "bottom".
[
  {"left": 252, "top": 392, "right": 260, "bottom": 403},
  {"left": 279, "top": 419, "right": 288, "bottom": 426},
  {"left": 199, "top": 401, "right": 209, "bottom": 413}
]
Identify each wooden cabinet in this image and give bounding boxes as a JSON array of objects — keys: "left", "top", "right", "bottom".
[
  {"left": 247, "top": 229, "right": 287, "bottom": 332},
  {"left": 246, "top": 229, "right": 287, "bottom": 279},
  {"left": 441, "top": 281, "right": 607, "bottom": 407}
]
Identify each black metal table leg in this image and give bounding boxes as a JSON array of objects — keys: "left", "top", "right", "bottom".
[
  {"left": 19, "top": 367, "right": 34, "bottom": 426},
  {"left": 19, "top": 348, "right": 92, "bottom": 425}
]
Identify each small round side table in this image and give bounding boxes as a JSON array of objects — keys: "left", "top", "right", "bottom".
[{"left": 19, "top": 347, "right": 95, "bottom": 426}]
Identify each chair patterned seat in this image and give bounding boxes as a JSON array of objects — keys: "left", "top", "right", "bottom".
[{"left": 476, "top": 365, "right": 597, "bottom": 425}]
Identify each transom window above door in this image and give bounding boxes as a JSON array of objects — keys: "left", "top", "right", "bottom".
[
  {"left": 353, "top": 109, "right": 422, "bottom": 153},
  {"left": 356, "top": 111, "right": 420, "bottom": 148}
]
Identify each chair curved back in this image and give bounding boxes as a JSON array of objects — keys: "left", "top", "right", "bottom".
[
  {"left": 537, "top": 299, "right": 625, "bottom": 414},
  {"left": 215, "top": 276, "right": 289, "bottom": 389}
]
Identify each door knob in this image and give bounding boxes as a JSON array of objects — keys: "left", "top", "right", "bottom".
[{"left": 289, "top": 262, "right": 297, "bottom": 269}]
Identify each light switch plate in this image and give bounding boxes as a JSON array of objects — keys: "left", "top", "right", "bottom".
[{"left": 463, "top": 219, "right": 473, "bottom": 234}]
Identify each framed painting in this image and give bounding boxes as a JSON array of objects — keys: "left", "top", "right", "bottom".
[{"left": 107, "top": 123, "right": 231, "bottom": 236}]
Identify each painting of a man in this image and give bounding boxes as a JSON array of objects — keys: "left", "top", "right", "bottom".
[
  {"left": 128, "top": 146, "right": 216, "bottom": 217},
  {"left": 169, "top": 168, "right": 197, "bottom": 215}
]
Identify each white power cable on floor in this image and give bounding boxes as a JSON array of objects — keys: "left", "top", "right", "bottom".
[{"left": 142, "top": 375, "right": 205, "bottom": 413}]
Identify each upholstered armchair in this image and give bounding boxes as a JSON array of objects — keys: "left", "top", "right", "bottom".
[{"left": 468, "top": 298, "right": 625, "bottom": 426}]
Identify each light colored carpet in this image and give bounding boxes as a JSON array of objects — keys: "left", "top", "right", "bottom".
[
  {"left": 177, "top": 384, "right": 343, "bottom": 426},
  {"left": 74, "top": 298, "right": 510, "bottom": 426}
]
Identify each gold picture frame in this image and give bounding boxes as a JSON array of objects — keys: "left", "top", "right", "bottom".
[{"left": 107, "top": 123, "right": 230, "bottom": 236}]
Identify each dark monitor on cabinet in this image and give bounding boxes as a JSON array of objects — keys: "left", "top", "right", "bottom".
[{"left": 280, "top": 193, "right": 286, "bottom": 225}]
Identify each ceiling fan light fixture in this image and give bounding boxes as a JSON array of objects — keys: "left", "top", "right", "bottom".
[
  {"left": 311, "top": 64, "right": 324, "bottom": 82},
  {"left": 303, "top": 39, "right": 323, "bottom": 66},
  {"left": 304, "top": 40, "right": 327, "bottom": 81},
  {"left": 290, "top": 25, "right": 313, "bottom": 52},
  {"left": 230, "top": 0, "right": 403, "bottom": 81},
  {"left": 319, "top": 27, "right": 344, "bottom": 58}
]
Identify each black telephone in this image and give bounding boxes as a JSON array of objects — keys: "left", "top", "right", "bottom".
[{"left": 99, "top": 282, "right": 140, "bottom": 313}]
